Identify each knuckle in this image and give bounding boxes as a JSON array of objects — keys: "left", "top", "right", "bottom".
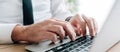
[
  {"left": 53, "top": 25, "right": 65, "bottom": 37},
  {"left": 51, "top": 34, "right": 57, "bottom": 38},
  {"left": 56, "top": 25, "right": 63, "bottom": 30},
  {"left": 63, "top": 22, "right": 69, "bottom": 27},
  {"left": 55, "top": 25, "right": 64, "bottom": 33},
  {"left": 53, "top": 25, "right": 62, "bottom": 30}
]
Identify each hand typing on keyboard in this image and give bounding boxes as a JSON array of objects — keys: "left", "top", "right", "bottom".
[
  {"left": 45, "top": 14, "right": 98, "bottom": 52},
  {"left": 49, "top": 14, "right": 98, "bottom": 44},
  {"left": 70, "top": 14, "right": 98, "bottom": 36},
  {"left": 12, "top": 14, "right": 97, "bottom": 44}
]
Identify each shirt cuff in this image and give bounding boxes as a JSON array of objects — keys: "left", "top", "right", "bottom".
[{"left": 0, "top": 24, "right": 17, "bottom": 44}]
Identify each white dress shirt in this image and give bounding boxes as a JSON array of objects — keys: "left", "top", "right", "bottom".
[{"left": 0, "top": 0, "right": 72, "bottom": 44}]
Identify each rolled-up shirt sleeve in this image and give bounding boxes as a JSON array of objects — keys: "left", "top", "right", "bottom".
[
  {"left": 51, "top": 0, "right": 72, "bottom": 21},
  {"left": 0, "top": 24, "right": 17, "bottom": 44}
]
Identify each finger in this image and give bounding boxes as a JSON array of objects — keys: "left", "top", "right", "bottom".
[
  {"left": 80, "top": 21, "right": 87, "bottom": 36},
  {"left": 64, "top": 22, "right": 76, "bottom": 41},
  {"left": 89, "top": 18, "right": 95, "bottom": 36},
  {"left": 43, "top": 32, "right": 58, "bottom": 43},
  {"left": 70, "top": 20, "right": 81, "bottom": 35},
  {"left": 71, "top": 23, "right": 78, "bottom": 34},
  {"left": 76, "top": 24, "right": 81, "bottom": 35},
  {"left": 46, "top": 25, "right": 65, "bottom": 40},
  {"left": 52, "top": 14, "right": 80, "bottom": 35},
  {"left": 69, "top": 17, "right": 80, "bottom": 35},
  {"left": 27, "top": 31, "right": 57, "bottom": 44},
  {"left": 48, "top": 20, "right": 76, "bottom": 41},
  {"left": 78, "top": 15, "right": 86, "bottom": 36},
  {"left": 91, "top": 18, "right": 98, "bottom": 33},
  {"left": 82, "top": 15, "right": 95, "bottom": 36},
  {"left": 73, "top": 14, "right": 86, "bottom": 36}
]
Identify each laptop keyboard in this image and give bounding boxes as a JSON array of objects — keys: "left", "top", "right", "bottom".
[{"left": 45, "top": 35, "right": 94, "bottom": 52}]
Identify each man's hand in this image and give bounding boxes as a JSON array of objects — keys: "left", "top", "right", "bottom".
[
  {"left": 69, "top": 14, "right": 98, "bottom": 36},
  {"left": 12, "top": 18, "right": 76, "bottom": 44},
  {"left": 11, "top": 14, "right": 97, "bottom": 44}
]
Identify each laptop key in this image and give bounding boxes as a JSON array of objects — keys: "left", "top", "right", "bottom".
[{"left": 45, "top": 35, "right": 93, "bottom": 52}]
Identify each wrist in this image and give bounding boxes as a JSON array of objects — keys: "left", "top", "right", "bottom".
[{"left": 11, "top": 25, "right": 27, "bottom": 43}]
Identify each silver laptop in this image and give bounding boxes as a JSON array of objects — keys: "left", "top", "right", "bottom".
[
  {"left": 90, "top": 0, "right": 120, "bottom": 52},
  {"left": 26, "top": 0, "right": 120, "bottom": 52}
]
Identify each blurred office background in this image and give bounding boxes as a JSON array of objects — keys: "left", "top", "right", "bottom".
[
  {"left": 65, "top": 0, "right": 79, "bottom": 14},
  {"left": 65, "top": 0, "right": 116, "bottom": 32}
]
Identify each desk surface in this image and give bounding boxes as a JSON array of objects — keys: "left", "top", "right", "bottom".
[
  {"left": 0, "top": 42, "right": 120, "bottom": 52},
  {"left": 107, "top": 41, "right": 120, "bottom": 52},
  {"left": 0, "top": 44, "right": 26, "bottom": 52}
]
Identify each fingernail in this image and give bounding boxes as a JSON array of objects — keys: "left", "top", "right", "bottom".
[
  {"left": 92, "top": 33, "right": 96, "bottom": 36},
  {"left": 94, "top": 32, "right": 96, "bottom": 36},
  {"left": 72, "top": 37, "right": 76, "bottom": 41}
]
